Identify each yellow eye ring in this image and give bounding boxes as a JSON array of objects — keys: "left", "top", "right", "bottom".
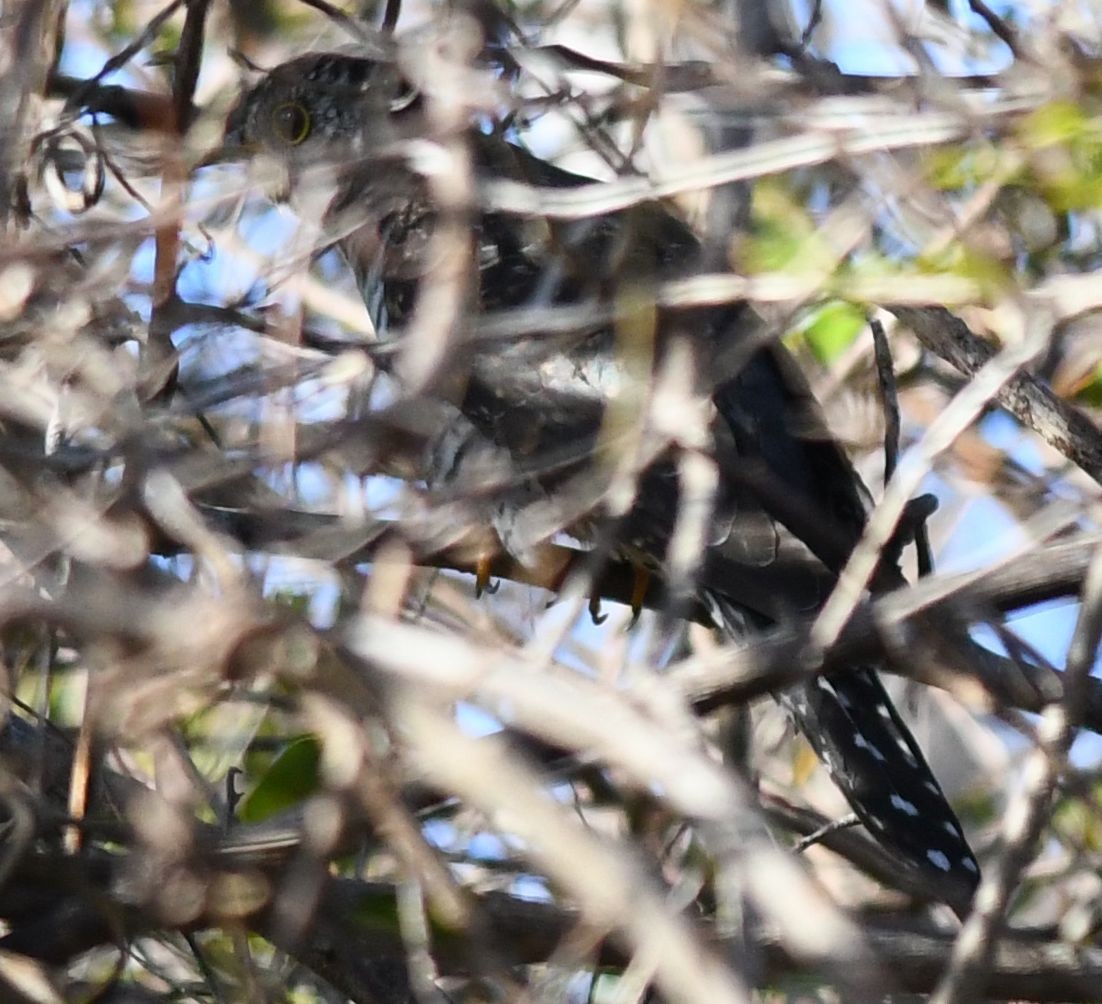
[{"left": 271, "top": 101, "right": 311, "bottom": 146}]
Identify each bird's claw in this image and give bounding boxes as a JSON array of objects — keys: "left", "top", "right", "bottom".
[
  {"left": 882, "top": 493, "right": 940, "bottom": 566},
  {"left": 588, "top": 566, "right": 648, "bottom": 626},
  {"left": 627, "top": 566, "right": 649, "bottom": 629},
  {"left": 475, "top": 555, "right": 499, "bottom": 598},
  {"left": 588, "top": 593, "right": 608, "bottom": 625}
]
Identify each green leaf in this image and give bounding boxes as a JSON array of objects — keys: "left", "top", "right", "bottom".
[
  {"left": 925, "top": 142, "right": 1004, "bottom": 190},
  {"left": 918, "top": 244, "right": 1012, "bottom": 296},
  {"left": 1018, "top": 100, "right": 1088, "bottom": 149},
  {"left": 237, "top": 735, "right": 322, "bottom": 823},
  {"left": 268, "top": 587, "right": 314, "bottom": 617},
  {"left": 1073, "top": 363, "right": 1102, "bottom": 408},
  {"left": 1017, "top": 102, "right": 1102, "bottom": 211},
  {"left": 1053, "top": 789, "right": 1102, "bottom": 852},
  {"left": 799, "top": 300, "right": 865, "bottom": 364},
  {"left": 739, "top": 178, "right": 829, "bottom": 274}
]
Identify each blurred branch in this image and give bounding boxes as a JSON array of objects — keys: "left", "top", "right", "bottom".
[
  {"left": 933, "top": 542, "right": 1102, "bottom": 1001},
  {"left": 5, "top": 847, "right": 1102, "bottom": 1001},
  {"left": 894, "top": 306, "right": 1102, "bottom": 487},
  {"left": 676, "top": 531, "right": 1102, "bottom": 728},
  {"left": 173, "top": 0, "right": 212, "bottom": 133},
  {"left": 0, "top": 1, "right": 64, "bottom": 227},
  {"left": 145, "top": 485, "right": 1102, "bottom": 735},
  {"left": 297, "top": 0, "right": 381, "bottom": 42},
  {"left": 483, "top": 95, "right": 1035, "bottom": 220},
  {"left": 966, "top": 0, "right": 1022, "bottom": 56},
  {"left": 47, "top": 74, "right": 185, "bottom": 131},
  {"left": 142, "top": 0, "right": 215, "bottom": 404}
]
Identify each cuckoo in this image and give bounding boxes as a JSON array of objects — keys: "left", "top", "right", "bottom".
[{"left": 226, "top": 50, "right": 981, "bottom": 910}]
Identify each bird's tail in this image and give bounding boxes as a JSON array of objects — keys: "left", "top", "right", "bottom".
[{"left": 706, "top": 590, "right": 981, "bottom": 911}]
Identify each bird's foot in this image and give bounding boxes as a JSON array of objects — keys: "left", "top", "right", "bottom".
[
  {"left": 588, "top": 593, "right": 608, "bottom": 625},
  {"left": 882, "top": 493, "right": 940, "bottom": 566},
  {"left": 628, "top": 566, "right": 650, "bottom": 627},
  {"left": 474, "top": 554, "right": 499, "bottom": 598},
  {"left": 586, "top": 567, "right": 649, "bottom": 626}
]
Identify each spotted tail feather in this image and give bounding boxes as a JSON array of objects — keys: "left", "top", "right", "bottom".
[{"left": 707, "top": 591, "right": 980, "bottom": 911}]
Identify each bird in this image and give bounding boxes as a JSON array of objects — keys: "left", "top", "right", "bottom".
[{"left": 225, "top": 48, "right": 981, "bottom": 911}]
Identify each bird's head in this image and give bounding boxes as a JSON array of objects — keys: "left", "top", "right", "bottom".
[{"left": 224, "top": 52, "right": 422, "bottom": 201}]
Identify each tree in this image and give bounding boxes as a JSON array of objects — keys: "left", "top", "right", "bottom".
[{"left": 2, "top": 0, "right": 1102, "bottom": 1000}]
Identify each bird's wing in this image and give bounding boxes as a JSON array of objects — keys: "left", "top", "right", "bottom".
[{"left": 339, "top": 122, "right": 982, "bottom": 907}]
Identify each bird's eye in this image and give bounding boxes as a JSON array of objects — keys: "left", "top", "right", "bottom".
[{"left": 271, "top": 102, "right": 312, "bottom": 145}]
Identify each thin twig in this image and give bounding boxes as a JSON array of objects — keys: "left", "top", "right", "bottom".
[
  {"left": 932, "top": 534, "right": 1102, "bottom": 1002},
  {"left": 871, "top": 317, "right": 901, "bottom": 483}
]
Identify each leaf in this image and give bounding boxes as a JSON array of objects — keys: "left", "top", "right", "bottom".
[
  {"left": 237, "top": 734, "right": 322, "bottom": 824},
  {"left": 925, "top": 142, "right": 1004, "bottom": 190},
  {"left": 799, "top": 300, "right": 865, "bottom": 364},
  {"left": 1072, "top": 363, "right": 1102, "bottom": 408},
  {"left": 918, "top": 244, "right": 1012, "bottom": 296},
  {"left": 739, "top": 178, "right": 831, "bottom": 274},
  {"left": 1053, "top": 789, "right": 1102, "bottom": 853},
  {"left": 791, "top": 739, "right": 822, "bottom": 787},
  {"left": 1018, "top": 101, "right": 1088, "bottom": 150}
]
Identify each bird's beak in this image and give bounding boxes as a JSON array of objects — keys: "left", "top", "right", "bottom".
[
  {"left": 258, "top": 154, "right": 294, "bottom": 205},
  {"left": 203, "top": 129, "right": 249, "bottom": 171},
  {"left": 220, "top": 133, "right": 294, "bottom": 204}
]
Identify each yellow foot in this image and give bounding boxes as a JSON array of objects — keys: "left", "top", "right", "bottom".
[{"left": 475, "top": 555, "right": 498, "bottom": 598}]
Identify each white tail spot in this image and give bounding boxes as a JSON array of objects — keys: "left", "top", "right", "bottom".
[
  {"left": 853, "top": 732, "right": 887, "bottom": 762},
  {"left": 926, "top": 849, "right": 951, "bottom": 872},
  {"left": 890, "top": 794, "right": 919, "bottom": 817}
]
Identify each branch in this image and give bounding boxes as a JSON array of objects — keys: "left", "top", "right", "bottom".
[
  {"left": 893, "top": 306, "right": 1102, "bottom": 487},
  {"left": 674, "top": 532, "right": 1102, "bottom": 730},
  {"left": 6, "top": 853, "right": 1102, "bottom": 1002}
]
